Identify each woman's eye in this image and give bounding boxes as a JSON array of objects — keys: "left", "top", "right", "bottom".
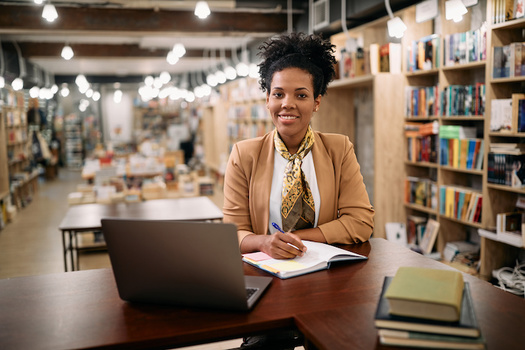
[
  {"left": 298, "top": 94, "right": 307, "bottom": 99},
  {"left": 273, "top": 92, "right": 283, "bottom": 98}
]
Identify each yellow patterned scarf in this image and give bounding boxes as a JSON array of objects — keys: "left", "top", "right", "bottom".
[{"left": 274, "top": 126, "right": 315, "bottom": 232}]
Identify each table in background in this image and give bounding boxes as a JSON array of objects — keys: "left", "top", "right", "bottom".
[
  {"left": 1, "top": 238, "right": 523, "bottom": 349},
  {"left": 58, "top": 196, "right": 223, "bottom": 271}
]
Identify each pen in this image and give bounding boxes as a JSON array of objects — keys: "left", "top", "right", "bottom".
[{"left": 271, "top": 222, "right": 304, "bottom": 253}]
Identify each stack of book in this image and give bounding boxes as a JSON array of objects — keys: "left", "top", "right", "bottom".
[{"left": 375, "top": 267, "right": 485, "bottom": 349}]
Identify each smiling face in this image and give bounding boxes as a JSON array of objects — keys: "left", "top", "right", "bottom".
[{"left": 266, "top": 67, "right": 321, "bottom": 154}]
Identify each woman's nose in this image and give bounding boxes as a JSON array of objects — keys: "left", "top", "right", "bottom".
[{"left": 281, "top": 96, "right": 295, "bottom": 109}]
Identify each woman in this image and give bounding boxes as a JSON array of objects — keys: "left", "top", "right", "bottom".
[{"left": 223, "top": 32, "right": 374, "bottom": 260}]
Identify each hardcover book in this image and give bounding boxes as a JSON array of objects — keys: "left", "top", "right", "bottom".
[
  {"left": 378, "top": 329, "right": 485, "bottom": 349},
  {"left": 384, "top": 267, "right": 464, "bottom": 322},
  {"left": 375, "top": 276, "right": 481, "bottom": 338}
]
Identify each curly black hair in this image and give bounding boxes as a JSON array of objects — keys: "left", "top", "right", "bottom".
[{"left": 257, "top": 32, "right": 336, "bottom": 97}]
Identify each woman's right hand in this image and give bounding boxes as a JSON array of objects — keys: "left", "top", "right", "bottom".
[{"left": 259, "top": 231, "right": 307, "bottom": 259}]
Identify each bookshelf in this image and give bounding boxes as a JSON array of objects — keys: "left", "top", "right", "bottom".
[
  {"left": 480, "top": 14, "right": 525, "bottom": 279},
  {"left": 322, "top": 14, "right": 408, "bottom": 237}
]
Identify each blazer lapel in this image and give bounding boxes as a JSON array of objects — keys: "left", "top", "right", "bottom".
[
  {"left": 312, "top": 133, "right": 336, "bottom": 224},
  {"left": 251, "top": 131, "right": 275, "bottom": 235}
]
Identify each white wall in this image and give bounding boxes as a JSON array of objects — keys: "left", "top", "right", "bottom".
[{"left": 101, "top": 86, "right": 134, "bottom": 143}]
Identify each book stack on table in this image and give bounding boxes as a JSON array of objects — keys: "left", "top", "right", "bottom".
[{"left": 374, "top": 267, "right": 485, "bottom": 349}]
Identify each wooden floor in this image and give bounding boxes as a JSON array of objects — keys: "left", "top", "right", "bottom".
[{"left": 0, "top": 168, "right": 244, "bottom": 350}]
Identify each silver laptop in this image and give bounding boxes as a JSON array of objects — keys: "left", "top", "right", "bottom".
[{"left": 101, "top": 219, "right": 272, "bottom": 311}]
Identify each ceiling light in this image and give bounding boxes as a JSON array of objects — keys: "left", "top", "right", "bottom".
[
  {"left": 61, "top": 45, "right": 74, "bottom": 60},
  {"left": 224, "top": 66, "right": 237, "bottom": 80},
  {"left": 51, "top": 84, "right": 58, "bottom": 94},
  {"left": 144, "top": 75, "right": 154, "bottom": 87},
  {"left": 159, "top": 71, "right": 171, "bottom": 84},
  {"left": 34, "top": 0, "right": 44, "bottom": 4},
  {"left": 167, "top": 51, "right": 179, "bottom": 65},
  {"left": 85, "top": 89, "right": 93, "bottom": 98},
  {"left": 42, "top": 4, "right": 58, "bottom": 22},
  {"left": 29, "top": 86, "right": 40, "bottom": 98},
  {"left": 113, "top": 90, "right": 123, "bottom": 104},
  {"left": 194, "top": 1, "right": 211, "bottom": 19},
  {"left": 92, "top": 91, "right": 100, "bottom": 101},
  {"left": 60, "top": 84, "right": 70, "bottom": 97},
  {"left": 236, "top": 62, "right": 249, "bottom": 77},
  {"left": 385, "top": 0, "right": 407, "bottom": 38},
  {"left": 446, "top": 0, "right": 468, "bottom": 22},
  {"left": 387, "top": 17, "right": 407, "bottom": 38},
  {"left": 12, "top": 77, "right": 23, "bottom": 91},
  {"left": 215, "top": 70, "right": 226, "bottom": 84},
  {"left": 173, "top": 43, "right": 186, "bottom": 58}
]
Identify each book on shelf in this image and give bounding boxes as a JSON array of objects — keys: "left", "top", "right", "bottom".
[
  {"left": 385, "top": 222, "right": 408, "bottom": 246},
  {"left": 378, "top": 43, "right": 401, "bottom": 74},
  {"left": 406, "top": 34, "right": 440, "bottom": 73},
  {"left": 443, "top": 241, "right": 480, "bottom": 263},
  {"left": 241, "top": 241, "right": 367, "bottom": 279},
  {"left": 490, "top": 98, "right": 513, "bottom": 132},
  {"left": 375, "top": 276, "right": 481, "bottom": 338},
  {"left": 405, "top": 85, "right": 439, "bottom": 117},
  {"left": 511, "top": 93, "right": 525, "bottom": 132},
  {"left": 419, "top": 218, "right": 440, "bottom": 255},
  {"left": 443, "top": 26, "right": 487, "bottom": 67},
  {"left": 405, "top": 177, "right": 437, "bottom": 209},
  {"left": 439, "top": 186, "right": 482, "bottom": 224},
  {"left": 440, "top": 84, "right": 485, "bottom": 117},
  {"left": 405, "top": 121, "right": 439, "bottom": 163},
  {"left": 493, "top": 43, "right": 525, "bottom": 78},
  {"left": 487, "top": 151, "right": 525, "bottom": 187},
  {"left": 496, "top": 211, "right": 524, "bottom": 247},
  {"left": 384, "top": 267, "right": 464, "bottom": 322},
  {"left": 407, "top": 215, "right": 427, "bottom": 246}
]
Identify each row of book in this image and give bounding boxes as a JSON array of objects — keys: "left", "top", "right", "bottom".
[
  {"left": 227, "top": 120, "right": 273, "bottom": 140},
  {"left": 440, "top": 83, "right": 486, "bottom": 117},
  {"left": 339, "top": 42, "right": 402, "bottom": 79},
  {"left": 492, "top": 0, "right": 525, "bottom": 24},
  {"left": 405, "top": 83, "right": 486, "bottom": 117},
  {"left": 405, "top": 121, "right": 438, "bottom": 163},
  {"left": 227, "top": 103, "right": 268, "bottom": 121},
  {"left": 487, "top": 144, "right": 525, "bottom": 188},
  {"left": 443, "top": 26, "right": 487, "bottom": 67},
  {"left": 439, "top": 138, "right": 485, "bottom": 170},
  {"left": 375, "top": 267, "right": 484, "bottom": 349},
  {"left": 405, "top": 176, "right": 438, "bottom": 210},
  {"left": 405, "top": 85, "right": 439, "bottom": 117},
  {"left": 490, "top": 94, "right": 525, "bottom": 132},
  {"left": 439, "top": 185, "right": 482, "bottom": 224},
  {"left": 406, "top": 34, "right": 440, "bottom": 73},
  {"left": 5, "top": 109, "right": 27, "bottom": 127},
  {"left": 493, "top": 42, "right": 525, "bottom": 78},
  {"left": 0, "top": 88, "right": 25, "bottom": 108}
]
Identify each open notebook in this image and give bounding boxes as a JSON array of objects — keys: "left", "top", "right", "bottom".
[{"left": 243, "top": 241, "right": 367, "bottom": 279}]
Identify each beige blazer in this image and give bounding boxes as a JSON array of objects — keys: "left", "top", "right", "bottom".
[{"left": 223, "top": 130, "right": 375, "bottom": 245}]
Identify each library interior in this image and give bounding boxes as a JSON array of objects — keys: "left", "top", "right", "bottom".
[{"left": 0, "top": 1, "right": 524, "bottom": 349}]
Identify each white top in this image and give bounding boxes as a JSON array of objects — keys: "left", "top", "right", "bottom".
[{"left": 268, "top": 149, "right": 320, "bottom": 234}]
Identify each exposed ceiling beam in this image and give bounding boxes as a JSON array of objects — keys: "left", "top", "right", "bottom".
[
  {"left": 16, "top": 42, "right": 232, "bottom": 59},
  {"left": 0, "top": 5, "right": 288, "bottom": 35}
]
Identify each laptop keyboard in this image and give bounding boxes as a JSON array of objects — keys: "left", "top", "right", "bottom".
[{"left": 246, "top": 287, "right": 258, "bottom": 300}]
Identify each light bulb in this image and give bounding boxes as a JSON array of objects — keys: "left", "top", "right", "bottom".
[
  {"left": 61, "top": 45, "right": 74, "bottom": 60},
  {"left": 42, "top": 4, "right": 58, "bottom": 22},
  {"left": 194, "top": 1, "right": 211, "bottom": 19},
  {"left": 173, "top": 43, "right": 186, "bottom": 58},
  {"left": 12, "top": 78, "right": 23, "bottom": 91}
]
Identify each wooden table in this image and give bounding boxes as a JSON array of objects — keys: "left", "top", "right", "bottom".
[
  {"left": 58, "top": 197, "right": 223, "bottom": 271},
  {"left": 1, "top": 238, "right": 523, "bottom": 349}
]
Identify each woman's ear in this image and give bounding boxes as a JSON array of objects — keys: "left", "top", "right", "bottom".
[{"left": 314, "top": 96, "right": 322, "bottom": 112}]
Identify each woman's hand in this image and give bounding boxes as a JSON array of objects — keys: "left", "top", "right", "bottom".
[
  {"left": 240, "top": 231, "right": 307, "bottom": 259},
  {"left": 260, "top": 231, "right": 307, "bottom": 259}
]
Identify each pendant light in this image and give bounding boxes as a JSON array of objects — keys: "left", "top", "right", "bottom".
[
  {"left": 445, "top": 0, "right": 468, "bottom": 22},
  {"left": 42, "top": 3, "right": 58, "bottom": 22},
  {"left": 61, "top": 44, "right": 74, "bottom": 60},
  {"left": 385, "top": 0, "right": 407, "bottom": 38},
  {"left": 194, "top": 1, "right": 211, "bottom": 19}
]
